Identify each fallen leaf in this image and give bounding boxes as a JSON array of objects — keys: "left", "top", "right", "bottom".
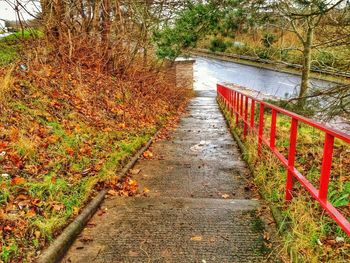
[
  {"left": 46, "top": 135, "right": 59, "bottom": 144},
  {"left": 16, "top": 194, "right": 30, "bottom": 201},
  {"left": 263, "top": 231, "right": 270, "bottom": 241},
  {"left": 107, "top": 189, "right": 118, "bottom": 196},
  {"left": 11, "top": 177, "right": 26, "bottom": 186},
  {"left": 27, "top": 209, "right": 36, "bottom": 218},
  {"left": 143, "top": 187, "right": 150, "bottom": 194},
  {"left": 221, "top": 194, "right": 230, "bottom": 199},
  {"left": 52, "top": 203, "right": 64, "bottom": 211},
  {"left": 191, "top": 235, "right": 203, "bottom": 241},
  {"left": 143, "top": 150, "right": 153, "bottom": 158},
  {"left": 34, "top": 230, "right": 41, "bottom": 239},
  {"left": 130, "top": 169, "right": 141, "bottom": 175},
  {"left": 66, "top": 147, "right": 74, "bottom": 156},
  {"left": 4, "top": 225, "right": 12, "bottom": 232},
  {"left": 73, "top": 206, "right": 80, "bottom": 215},
  {"left": 128, "top": 179, "right": 137, "bottom": 187},
  {"left": 31, "top": 199, "right": 41, "bottom": 206}
]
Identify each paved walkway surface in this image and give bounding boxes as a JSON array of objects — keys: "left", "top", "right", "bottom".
[{"left": 63, "top": 90, "right": 277, "bottom": 263}]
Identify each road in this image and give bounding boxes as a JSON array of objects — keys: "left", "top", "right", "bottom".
[
  {"left": 0, "top": 32, "right": 12, "bottom": 39},
  {"left": 193, "top": 56, "right": 333, "bottom": 98}
]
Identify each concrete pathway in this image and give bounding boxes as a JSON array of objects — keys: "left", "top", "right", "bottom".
[{"left": 63, "top": 90, "right": 277, "bottom": 262}]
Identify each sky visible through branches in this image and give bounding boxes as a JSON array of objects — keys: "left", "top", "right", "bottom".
[{"left": 0, "top": 0, "right": 39, "bottom": 21}]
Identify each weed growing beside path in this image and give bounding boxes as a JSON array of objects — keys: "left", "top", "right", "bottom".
[{"left": 218, "top": 98, "right": 350, "bottom": 262}]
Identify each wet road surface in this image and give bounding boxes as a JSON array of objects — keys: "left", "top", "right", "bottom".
[
  {"left": 193, "top": 56, "right": 333, "bottom": 98},
  {"left": 0, "top": 33, "right": 12, "bottom": 39},
  {"left": 63, "top": 90, "right": 278, "bottom": 262}
]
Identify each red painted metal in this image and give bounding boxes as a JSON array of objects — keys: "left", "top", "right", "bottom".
[
  {"left": 319, "top": 133, "right": 335, "bottom": 201},
  {"left": 258, "top": 103, "right": 264, "bottom": 156},
  {"left": 270, "top": 109, "right": 277, "bottom": 149},
  {"left": 217, "top": 83, "right": 350, "bottom": 236},
  {"left": 244, "top": 96, "right": 248, "bottom": 138},
  {"left": 250, "top": 100, "right": 255, "bottom": 129},
  {"left": 286, "top": 118, "right": 298, "bottom": 201},
  {"left": 235, "top": 91, "right": 239, "bottom": 125}
]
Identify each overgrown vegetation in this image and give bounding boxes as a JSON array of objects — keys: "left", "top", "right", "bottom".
[
  {"left": 219, "top": 98, "right": 350, "bottom": 262},
  {"left": 0, "top": 1, "right": 192, "bottom": 261}
]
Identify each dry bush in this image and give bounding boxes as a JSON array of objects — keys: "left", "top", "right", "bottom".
[{"left": 10, "top": 36, "right": 191, "bottom": 131}]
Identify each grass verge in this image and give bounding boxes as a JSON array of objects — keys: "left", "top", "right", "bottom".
[
  {"left": 218, "top": 97, "right": 350, "bottom": 262},
  {"left": 0, "top": 30, "right": 42, "bottom": 66},
  {"left": 0, "top": 42, "right": 191, "bottom": 261}
]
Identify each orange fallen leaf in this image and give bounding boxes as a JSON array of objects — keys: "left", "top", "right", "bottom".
[
  {"left": 46, "top": 135, "right": 59, "bottom": 144},
  {"left": 143, "top": 150, "right": 153, "bottom": 158},
  {"left": 118, "top": 123, "right": 126, "bottom": 129},
  {"left": 31, "top": 199, "right": 41, "bottom": 206},
  {"left": 11, "top": 177, "right": 26, "bottom": 186},
  {"left": 16, "top": 194, "right": 30, "bottom": 201},
  {"left": 128, "top": 179, "right": 137, "bottom": 187},
  {"left": 66, "top": 147, "right": 74, "bottom": 156},
  {"left": 27, "top": 209, "right": 36, "bottom": 218}
]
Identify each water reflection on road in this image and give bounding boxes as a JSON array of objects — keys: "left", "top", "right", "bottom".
[{"left": 193, "top": 56, "right": 333, "bottom": 98}]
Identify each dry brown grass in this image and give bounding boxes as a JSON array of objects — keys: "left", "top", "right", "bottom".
[{"left": 0, "top": 65, "right": 15, "bottom": 108}]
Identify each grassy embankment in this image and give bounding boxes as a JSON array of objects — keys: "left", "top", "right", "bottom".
[
  {"left": 218, "top": 98, "right": 350, "bottom": 262},
  {"left": 0, "top": 31, "right": 191, "bottom": 262},
  {"left": 199, "top": 30, "right": 350, "bottom": 73}
]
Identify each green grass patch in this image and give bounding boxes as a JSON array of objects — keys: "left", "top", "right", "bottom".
[{"left": 0, "top": 29, "right": 43, "bottom": 65}]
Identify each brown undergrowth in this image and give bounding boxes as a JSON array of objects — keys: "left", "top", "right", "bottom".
[{"left": 0, "top": 37, "right": 192, "bottom": 262}]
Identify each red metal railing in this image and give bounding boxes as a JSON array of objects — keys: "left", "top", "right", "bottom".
[{"left": 217, "top": 84, "right": 350, "bottom": 236}]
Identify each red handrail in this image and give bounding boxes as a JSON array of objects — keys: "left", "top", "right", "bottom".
[{"left": 217, "top": 83, "right": 350, "bottom": 236}]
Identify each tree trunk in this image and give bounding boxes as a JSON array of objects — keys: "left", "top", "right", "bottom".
[{"left": 298, "top": 26, "right": 314, "bottom": 107}]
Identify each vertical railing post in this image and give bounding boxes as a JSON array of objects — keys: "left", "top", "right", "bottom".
[
  {"left": 270, "top": 109, "right": 277, "bottom": 149},
  {"left": 231, "top": 90, "right": 233, "bottom": 112},
  {"left": 318, "top": 133, "right": 334, "bottom": 201},
  {"left": 240, "top": 93, "right": 243, "bottom": 117},
  {"left": 235, "top": 92, "right": 239, "bottom": 125},
  {"left": 244, "top": 96, "right": 248, "bottom": 138},
  {"left": 250, "top": 100, "right": 255, "bottom": 130},
  {"left": 286, "top": 118, "right": 298, "bottom": 201},
  {"left": 230, "top": 90, "right": 234, "bottom": 116},
  {"left": 258, "top": 103, "right": 265, "bottom": 155},
  {"left": 229, "top": 89, "right": 231, "bottom": 112},
  {"left": 232, "top": 91, "right": 236, "bottom": 118}
]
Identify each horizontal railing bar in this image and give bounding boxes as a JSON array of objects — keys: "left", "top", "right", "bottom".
[{"left": 218, "top": 84, "right": 350, "bottom": 143}]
